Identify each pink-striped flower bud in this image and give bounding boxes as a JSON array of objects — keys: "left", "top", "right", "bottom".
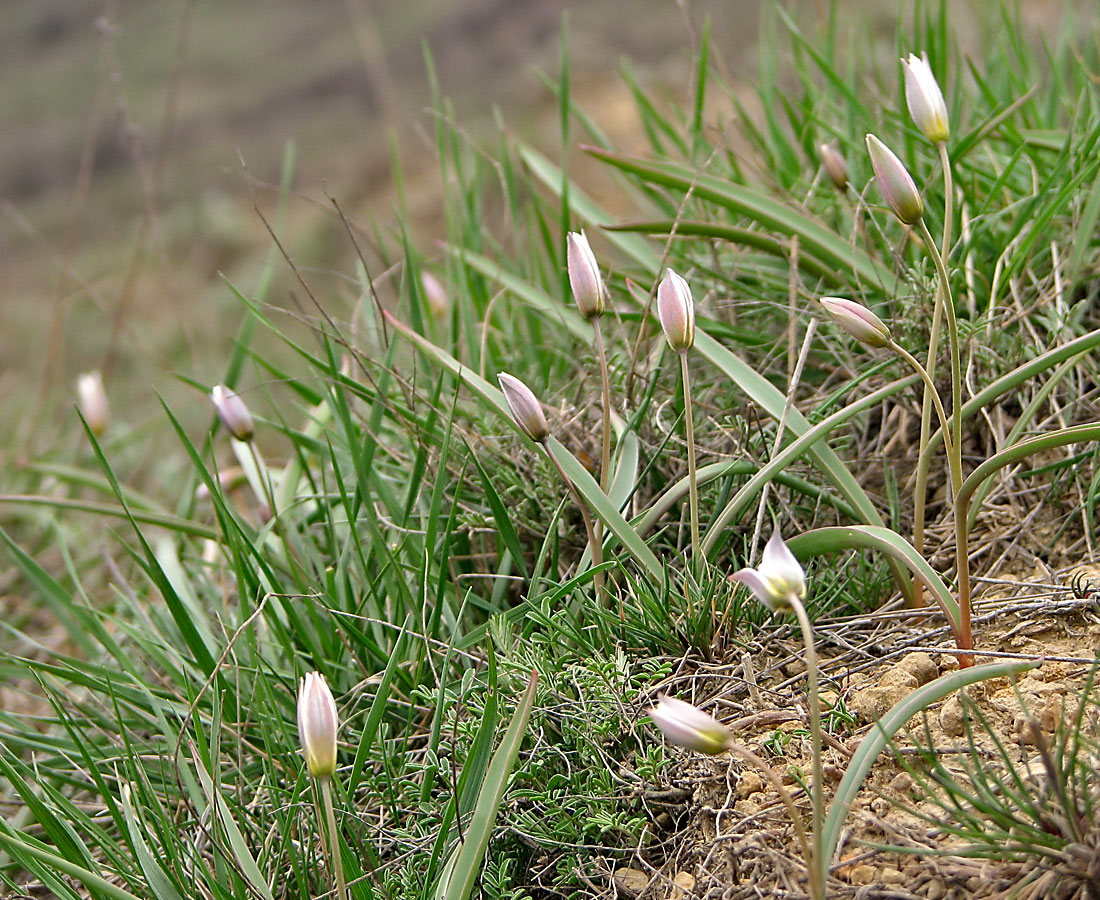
[
  {"left": 902, "top": 53, "right": 949, "bottom": 144},
  {"left": 297, "top": 672, "right": 338, "bottom": 779},
  {"left": 566, "top": 230, "right": 607, "bottom": 320},
  {"left": 865, "top": 134, "right": 924, "bottom": 226},
  {"left": 497, "top": 373, "right": 550, "bottom": 443},
  {"left": 657, "top": 269, "right": 695, "bottom": 352},
  {"left": 421, "top": 271, "right": 450, "bottom": 319},
  {"left": 649, "top": 696, "right": 732, "bottom": 755},
  {"left": 818, "top": 143, "right": 849, "bottom": 191},
  {"left": 210, "top": 385, "right": 255, "bottom": 442},
  {"left": 76, "top": 371, "right": 110, "bottom": 437},
  {"left": 820, "top": 296, "right": 891, "bottom": 348}
]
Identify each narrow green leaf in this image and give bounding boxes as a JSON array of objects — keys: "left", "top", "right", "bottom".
[
  {"left": 548, "top": 437, "right": 663, "bottom": 583},
  {"left": 0, "top": 830, "right": 144, "bottom": 900},
  {"left": 787, "top": 525, "right": 960, "bottom": 631},
  {"left": 119, "top": 786, "right": 185, "bottom": 900},
  {"left": 582, "top": 147, "right": 896, "bottom": 289},
  {"left": 191, "top": 744, "right": 275, "bottom": 900},
  {"left": 821, "top": 659, "right": 1037, "bottom": 868},
  {"left": 439, "top": 670, "right": 538, "bottom": 900}
]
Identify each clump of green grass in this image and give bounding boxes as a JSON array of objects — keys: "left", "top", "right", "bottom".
[{"left": 2, "top": 2, "right": 1100, "bottom": 899}]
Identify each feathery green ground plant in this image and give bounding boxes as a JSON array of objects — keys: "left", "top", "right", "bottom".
[{"left": 2, "top": 2, "right": 1100, "bottom": 899}]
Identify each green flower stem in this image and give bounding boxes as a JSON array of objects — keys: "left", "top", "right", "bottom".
[
  {"left": 790, "top": 595, "right": 825, "bottom": 900},
  {"left": 592, "top": 319, "right": 613, "bottom": 602},
  {"left": 545, "top": 445, "right": 606, "bottom": 602},
  {"left": 911, "top": 144, "right": 953, "bottom": 604},
  {"left": 679, "top": 350, "right": 702, "bottom": 576},
  {"left": 917, "top": 216, "right": 970, "bottom": 663},
  {"left": 721, "top": 739, "right": 819, "bottom": 898},
  {"left": 886, "top": 340, "right": 955, "bottom": 480},
  {"left": 319, "top": 777, "right": 349, "bottom": 900},
  {"left": 593, "top": 319, "right": 613, "bottom": 497}
]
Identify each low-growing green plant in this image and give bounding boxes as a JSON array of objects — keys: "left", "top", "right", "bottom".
[{"left": 2, "top": 3, "right": 1099, "bottom": 899}]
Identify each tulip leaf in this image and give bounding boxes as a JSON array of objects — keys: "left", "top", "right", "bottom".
[
  {"left": 821, "top": 659, "right": 1037, "bottom": 869},
  {"left": 436, "top": 670, "right": 538, "bottom": 900},
  {"left": 786, "top": 526, "right": 960, "bottom": 635},
  {"left": 582, "top": 147, "right": 896, "bottom": 289}
]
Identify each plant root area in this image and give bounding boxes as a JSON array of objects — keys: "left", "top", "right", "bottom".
[{"left": 606, "top": 564, "right": 1100, "bottom": 900}]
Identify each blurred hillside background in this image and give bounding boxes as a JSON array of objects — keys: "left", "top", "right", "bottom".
[{"left": 0, "top": 0, "right": 1090, "bottom": 457}]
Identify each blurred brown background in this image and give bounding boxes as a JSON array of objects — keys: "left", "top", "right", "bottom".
[{"left": 0, "top": 0, "right": 1089, "bottom": 443}]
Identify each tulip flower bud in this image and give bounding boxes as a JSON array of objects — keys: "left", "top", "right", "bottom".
[
  {"left": 902, "top": 53, "right": 949, "bottom": 145},
  {"left": 210, "top": 385, "right": 254, "bottom": 442},
  {"left": 819, "top": 296, "right": 891, "bottom": 348},
  {"left": 649, "top": 696, "right": 732, "bottom": 755},
  {"left": 566, "top": 230, "right": 607, "bottom": 320},
  {"left": 657, "top": 269, "right": 695, "bottom": 352},
  {"left": 421, "top": 271, "right": 449, "bottom": 319},
  {"left": 76, "top": 370, "right": 110, "bottom": 437},
  {"left": 730, "top": 530, "right": 807, "bottom": 613},
  {"left": 818, "top": 143, "right": 849, "bottom": 191},
  {"left": 297, "top": 672, "right": 338, "bottom": 779},
  {"left": 497, "top": 373, "right": 550, "bottom": 443},
  {"left": 865, "top": 134, "right": 924, "bottom": 226}
]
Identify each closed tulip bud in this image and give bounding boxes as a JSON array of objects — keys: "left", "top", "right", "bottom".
[
  {"left": 421, "top": 271, "right": 449, "bottom": 319},
  {"left": 497, "top": 373, "right": 550, "bottom": 443},
  {"left": 818, "top": 142, "right": 849, "bottom": 191},
  {"left": 76, "top": 371, "right": 109, "bottom": 437},
  {"left": 210, "top": 384, "right": 254, "bottom": 442},
  {"left": 730, "top": 530, "right": 807, "bottom": 613},
  {"left": 820, "top": 296, "right": 891, "bottom": 348},
  {"left": 297, "top": 672, "right": 338, "bottom": 779},
  {"left": 657, "top": 269, "right": 695, "bottom": 352},
  {"left": 902, "top": 53, "right": 949, "bottom": 144},
  {"left": 566, "top": 230, "right": 606, "bottom": 320},
  {"left": 865, "top": 134, "right": 924, "bottom": 226},
  {"left": 649, "top": 696, "right": 732, "bottom": 755}
]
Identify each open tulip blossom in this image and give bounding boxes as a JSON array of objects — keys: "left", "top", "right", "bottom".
[{"left": 730, "top": 530, "right": 807, "bottom": 613}]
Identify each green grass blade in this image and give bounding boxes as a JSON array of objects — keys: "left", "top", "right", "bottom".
[
  {"left": 821, "top": 659, "right": 1037, "bottom": 869},
  {"left": 582, "top": 147, "right": 896, "bottom": 289},
  {"left": 438, "top": 670, "right": 538, "bottom": 900},
  {"left": 548, "top": 436, "right": 663, "bottom": 583},
  {"left": 191, "top": 743, "right": 275, "bottom": 900},
  {"left": 786, "top": 525, "right": 960, "bottom": 631}
]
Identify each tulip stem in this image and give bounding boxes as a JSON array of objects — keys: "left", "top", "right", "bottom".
[
  {"left": 679, "top": 351, "right": 703, "bottom": 581},
  {"left": 917, "top": 216, "right": 972, "bottom": 666},
  {"left": 887, "top": 340, "right": 955, "bottom": 478},
  {"left": 593, "top": 320, "right": 613, "bottom": 498},
  {"left": 545, "top": 447, "right": 607, "bottom": 605},
  {"left": 319, "top": 777, "right": 349, "bottom": 900},
  {"left": 593, "top": 320, "right": 614, "bottom": 612},
  {"left": 788, "top": 595, "right": 826, "bottom": 900},
  {"left": 910, "top": 142, "right": 954, "bottom": 609},
  {"left": 721, "top": 739, "right": 819, "bottom": 898}
]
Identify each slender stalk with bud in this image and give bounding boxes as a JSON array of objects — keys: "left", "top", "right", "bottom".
[
  {"left": 567, "top": 232, "right": 615, "bottom": 608},
  {"left": 297, "top": 672, "right": 348, "bottom": 900},
  {"left": 901, "top": 53, "right": 954, "bottom": 607},
  {"left": 731, "top": 531, "right": 826, "bottom": 900},
  {"left": 864, "top": 128, "right": 972, "bottom": 663},
  {"left": 657, "top": 269, "right": 700, "bottom": 573},
  {"left": 498, "top": 373, "right": 605, "bottom": 598}
]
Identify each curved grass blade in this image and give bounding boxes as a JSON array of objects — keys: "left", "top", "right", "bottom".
[
  {"left": 821, "top": 659, "right": 1037, "bottom": 870},
  {"left": 700, "top": 375, "right": 919, "bottom": 556},
  {"left": 786, "top": 525, "right": 960, "bottom": 632},
  {"left": 958, "top": 424, "right": 1100, "bottom": 525},
  {"left": 0, "top": 830, "right": 144, "bottom": 900},
  {"left": 548, "top": 437, "right": 663, "bottom": 583},
  {"left": 436, "top": 669, "right": 537, "bottom": 900},
  {"left": 582, "top": 147, "right": 896, "bottom": 289}
]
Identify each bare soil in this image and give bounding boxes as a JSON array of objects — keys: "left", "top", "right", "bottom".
[{"left": 611, "top": 561, "right": 1100, "bottom": 899}]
